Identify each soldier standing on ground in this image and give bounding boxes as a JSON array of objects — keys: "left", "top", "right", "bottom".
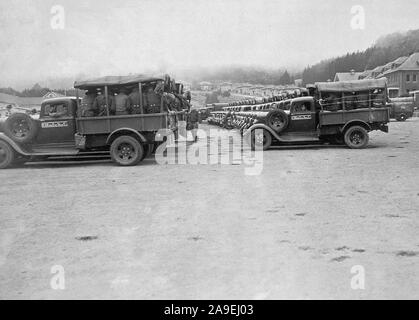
[{"left": 188, "top": 109, "right": 199, "bottom": 142}]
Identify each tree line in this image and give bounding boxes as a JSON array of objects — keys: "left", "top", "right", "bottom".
[
  {"left": 0, "top": 83, "right": 78, "bottom": 97},
  {"left": 302, "top": 29, "right": 419, "bottom": 84}
]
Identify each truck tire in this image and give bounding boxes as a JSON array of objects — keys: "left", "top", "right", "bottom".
[
  {"left": 266, "top": 110, "right": 288, "bottom": 133},
  {"left": 344, "top": 126, "right": 369, "bottom": 149},
  {"left": 110, "top": 136, "right": 144, "bottom": 166},
  {"left": 250, "top": 129, "right": 272, "bottom": 151},
  {"left": 0, "top": 140, "right": 15, "bottom": 169},
  {"left": 4, "top": 113, "right": 38, "bottom": 144},
  {"left": 396, "top": 114, "right": 407, "bottom": 121}
]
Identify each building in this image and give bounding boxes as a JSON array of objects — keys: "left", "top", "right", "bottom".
[
  {"left": 199, "top": 81, "right": 213, "bottom": 91},
  {"left": 294, "top": 79, "right": 303, "bottom": 87},
  {"left": 42, "top": 91, "right": 64, "bottom": 99},
  {"left": 379, "top": 53, "right": 419, "bottom": 96},
  {"left": 219, "top": 82, "right": 233, "bottom": 93},
  {"left": 334, "top": 70, "right": 363, "bottom": 82}
]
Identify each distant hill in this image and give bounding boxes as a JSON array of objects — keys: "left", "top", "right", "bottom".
[{"left": 302, "top": 29, "right": 419, "bottom": 84}]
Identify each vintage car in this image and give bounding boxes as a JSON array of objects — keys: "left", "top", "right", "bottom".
[
  {"left": 0, "top": 74, "right": 186, "bottom": 169},
  {"left": 242, "top": 79, "right": 390, "bottom": 150}
]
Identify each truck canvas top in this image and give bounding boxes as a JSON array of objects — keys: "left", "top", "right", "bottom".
[
  {"left": 315, "top": 78, "right": 388, "bottom": 92},
  {"left": 74, "top": 74, "right": 165, "bottom": 89}
]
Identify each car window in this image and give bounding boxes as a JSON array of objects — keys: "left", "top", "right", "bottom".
[
  {"left": 293, "top": 101, "right": 311, "bottom": 113},
  {"left": 44, "top": 103, "right": 68, "bottom": 117}
]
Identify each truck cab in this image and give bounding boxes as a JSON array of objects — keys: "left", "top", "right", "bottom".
[{"left": 35, "top": 97, "right": 79, "bottom": 145}]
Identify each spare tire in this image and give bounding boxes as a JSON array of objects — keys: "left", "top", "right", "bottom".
[
  {"left": 4, "top": 113, "right": 39, "bottom": 144},
  {"left": 266, "top": 110, "right": 289, "bottom": 133}
]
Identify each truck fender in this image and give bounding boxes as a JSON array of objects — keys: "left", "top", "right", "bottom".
[
  {"left": 341, "top": 120, "right": 371, "bottom": 133},
  {"left": 106, "top": 128, "right": 147, "bottom": 145},
  {"left": 0, "top": 133, "right": 31, "bottom": 156},
  {"left": 243, "top": 124, "right": 282, "bottom": 142}
]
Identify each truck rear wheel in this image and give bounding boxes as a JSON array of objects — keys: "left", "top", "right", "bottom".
[
  {"left": 396, "top": 114, "right": 407, "bottom": 121},
  {"left": 344, "top": 126, "right": 369, "bottom": 149},
  {"left": 0, "top": 140, "right": 15, "bottom": 169},
  {"left": 110, "top": 136, "right": 144, "bottom": 166}
]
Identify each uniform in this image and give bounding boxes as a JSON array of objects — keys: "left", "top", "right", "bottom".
[
  {"left": 162, "top": 93, "right": 177, "bottom": 112},
  {"left": 80, "top": 92, "right": 97, "bottom": 117},
  {"left": 154, "top": 83, "right": 176, "bottom": 112},
  {"left": 112, "top": 91, "right": 131, "bottom": 115},
  {"left": 93, "top": 94, "right": 113, "bottom": 116},
  {"left": 188, "top": 109, "right": 199, "bottom": 142},
  {"left": 129, "top": 88, "right": 143, "bottom": 114}
]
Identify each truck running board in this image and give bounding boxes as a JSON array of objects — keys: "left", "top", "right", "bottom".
[{"left": 276, "top": 132, "right": 320, "bottom": 142}]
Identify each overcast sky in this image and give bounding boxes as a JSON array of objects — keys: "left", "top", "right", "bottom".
[{"left": 1, "top": 0, "right": 419, "bottom": 88}]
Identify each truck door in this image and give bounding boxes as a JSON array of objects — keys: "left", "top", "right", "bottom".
[
  {"left": 35, "top": 100, "right": 77, "bottom": 145},
  {"left": 288, "top": 100, "right": 317, "bottom": 132}
]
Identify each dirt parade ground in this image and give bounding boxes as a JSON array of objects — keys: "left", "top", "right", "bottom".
[{"left": 0, "top": 119, "right": 418, "bottom": 300}]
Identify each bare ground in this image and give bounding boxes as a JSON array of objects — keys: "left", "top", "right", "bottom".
[{"left": 0, "top": 119, "right": 418, "bottom": 299}]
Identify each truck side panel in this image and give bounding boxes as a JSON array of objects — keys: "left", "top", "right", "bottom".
[
  {"left": 76, "top": 114, "right": 169, "bottom": 135},
  {"left": 319, "top": 108, "right": 389, "bottom": 127}
]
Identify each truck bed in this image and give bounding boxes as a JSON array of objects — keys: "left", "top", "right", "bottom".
[
  {"left": 319, "top": 107, "right": 390, "bottom": 126},
  {"left": 75, "top": 113, "right": 177, "bottom": 135}
]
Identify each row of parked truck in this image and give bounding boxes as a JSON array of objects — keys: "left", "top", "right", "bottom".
[{"left": 207, "top": 79, "right": 393, "bottom": 150}]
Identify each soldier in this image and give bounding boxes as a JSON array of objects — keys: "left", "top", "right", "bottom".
[
  {"left": 188, "top": 109, "right": 199, "bottom": 142},
  {"left": 129, "top": 87, "right": 143, "bottom": 114},
  {"left": 154, "top": 82, "right": 176, "bottom": 112},
  {"left": 185, "top": 90, "right": 192, "bottom": 103},
  {"left": 79, "top": 89, "right": 98, "bottom": 117},
  {"left": 93, "top": 88, "right": 114, "bottom": 116},
  {"left": 111, "top": 88, "right": 132, "bottom": 115}
]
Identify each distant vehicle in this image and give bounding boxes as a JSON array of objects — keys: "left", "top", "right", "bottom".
[
  {"left": 388, "top": 97, "right": 415, "bottom": 121},
  {"left": 206, "top": 103, "right": 229, "bottom": 111},
  {"left": 209, "top": 79, "right": 391, "bottom": 150},
  {"left": 0, "top": 74, "right": 185, "bottom": 169}
]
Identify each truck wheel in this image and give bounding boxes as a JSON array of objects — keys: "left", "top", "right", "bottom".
[
  {"left": 110, "top": 136, "right": 144, "bottom": 166},
  {"left": 344, "top": 126, "right": 369, "bottom": 149},
  {"left": 4, "top": 113, "right": 38, "bottom": 144},
  {"left": 266, "top": 110, "right": 288, "bottom": 133},
  {"left": 0, "top": 140, "right": 15, "bottom": 169},
  {"left": 396, "top": 114, "right": 407, "bottom": 121},
  {"left": 250, "top": 129, "right": 272, "bottom": 151}
]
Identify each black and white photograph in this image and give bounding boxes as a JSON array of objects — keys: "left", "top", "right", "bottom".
[{"left": 0, "top": 0, "right": 418, "bottom": 302}]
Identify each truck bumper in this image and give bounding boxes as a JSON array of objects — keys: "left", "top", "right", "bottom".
[{"left": 379, "top": 124, "right": 389, "bottom": 133}]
